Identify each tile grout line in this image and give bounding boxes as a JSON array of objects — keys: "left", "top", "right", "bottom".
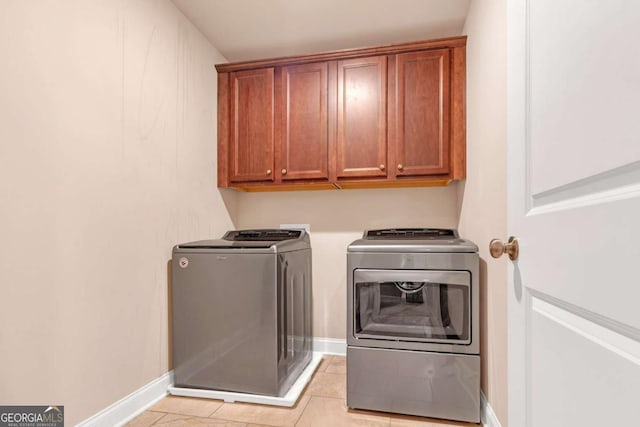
[
  {"left": 207, "top": 413, "right": 280, "bottom": 426},
  {"left": 149, "top": 409, "right": 269, "bottom": 426},
  {"left": 292, "top": 394, "right": 314, "bottom": 427},
  {"left": 147, "top": 410, "right": 170, "bottom": 426},
  {"left": 208, "top": 402, "right": 223, "bottom": 417},
  {"left": 204, "top": 399, "right": 314, "bottom": 427},
  {"left": 318, "top": 355, "right": 333, "bottom": 373},
  {"left": 294, "top": 396, "right": 393, "bottom": 427},
  {"left": 146, "top": 408, "right": 220, "bottom": 420}
]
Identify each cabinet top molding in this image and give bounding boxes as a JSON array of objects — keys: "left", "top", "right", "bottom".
[{"left": 215, "top": 35, "right": 467, "bottom": 73}]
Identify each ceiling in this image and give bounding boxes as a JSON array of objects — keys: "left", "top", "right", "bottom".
[{"left": 171, "top": 0, "right": 471, "bottom": 63}]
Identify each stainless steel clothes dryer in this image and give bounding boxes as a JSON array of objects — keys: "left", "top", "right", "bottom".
[
  {"left": 172, "top": 229, "right": 312, "bottom": 397},
  {"left": 347, "top": 228, "right": 480, "bottom": 423}
]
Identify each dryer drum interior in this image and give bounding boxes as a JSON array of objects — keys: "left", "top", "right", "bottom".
[{"left": 355, "top": 279, "right": 470, "bottom": 342}]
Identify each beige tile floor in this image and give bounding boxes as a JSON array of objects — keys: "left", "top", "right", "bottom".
[{"left": 127, "top": 356, "right": 479, "bottom": 427}]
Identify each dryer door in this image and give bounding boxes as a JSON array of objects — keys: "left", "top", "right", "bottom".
[{"left": 352, "top": 269, "right": 471, "bottom": 345}]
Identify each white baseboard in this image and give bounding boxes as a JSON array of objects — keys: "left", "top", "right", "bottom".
[
  {"left": 480, "top": 390, "right": 502, "bottom": 427},
  {"left": 312, "top": 337, "right": 346, "bottom": 355},
  {"left": 75, "top": 371, "right": 173, "bottom": 427}
]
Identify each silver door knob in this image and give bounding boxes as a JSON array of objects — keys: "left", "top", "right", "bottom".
[
  {"left": 266, "top": 169, "right": 272, "bottom": 175},
  {"left": 489, "top": 237, "right": 519, "bottom": 261},
  {"left": 281, "top": 168, "right": 287, "bottom": 175},
  {"left": 397, "top": 164, "right": 404, "bottom": 171},
  {"left": 379, "top": 164, "right": 385, "bottom": 170}
]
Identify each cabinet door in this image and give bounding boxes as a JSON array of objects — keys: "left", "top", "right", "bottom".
[
  {"left": 279, "top": 62, "right": 328, "bottom": 181},
  {"left": 336, "top": 56, "right": 387, "bottom": 179},
  {"left": 230, "top": 68, "right": 275, "bottom": 183},
  {"left": 393, "top": 49, "right": 450, "bottom": 176}
]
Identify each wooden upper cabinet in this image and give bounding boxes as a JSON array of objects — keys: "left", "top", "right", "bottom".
[
  {"left": 216, "top": 36, "right": 466, "bottom": 191},
  {"left": 392, "top": 49, "right": 450, "bottom": 177},
  {"left": 229, "top": 68, "right": 275, "bottom": 183},
  {"left": 336, "top": 56, "right": 387, "bottom": 179},
  {"left": 278, "top": 62, "right": 329, "bottom": 181}
]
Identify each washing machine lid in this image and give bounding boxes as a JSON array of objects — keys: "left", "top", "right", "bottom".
[
  {"left": 364, "top": 228, "right": 459, "bottom": 239},
  {"left": 348, "top": 228, "right": 478, "bottom": 253},
  {"left": 174, "top": 229, "right": 310, "bottom": 253},
  {"left": 223, "top": 229, "right": 302, "bottom": 242}
]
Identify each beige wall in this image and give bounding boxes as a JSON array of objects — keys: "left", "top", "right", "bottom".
[
  {"left": 235, "top": 187, "right": 459, "bottom": 338},
  {"left": 0, "top": 1, "right": 235, "bottom": 424},
  {"left": 458, "top": 0, "right": 508, "bottom": 425}
]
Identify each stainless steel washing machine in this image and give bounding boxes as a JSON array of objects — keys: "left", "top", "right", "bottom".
[
  {"left": 172, "top": 229, "right": 312, "bottom": 397},
  {"left": 347, "top": 228, "right": 480, "bottom": 423}
]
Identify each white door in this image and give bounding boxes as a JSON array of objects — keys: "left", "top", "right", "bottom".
[{"left": 507, "top": 1, "right": 640, "bottom": 426}]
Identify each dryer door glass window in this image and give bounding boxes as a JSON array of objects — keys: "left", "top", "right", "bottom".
[{"left": 353, "top": 269, "right": 471, "bottom": 344}]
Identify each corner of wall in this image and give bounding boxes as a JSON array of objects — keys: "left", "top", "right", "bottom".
[{"left": 460, "top": 0, "right": 508, "bottom": 425}]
